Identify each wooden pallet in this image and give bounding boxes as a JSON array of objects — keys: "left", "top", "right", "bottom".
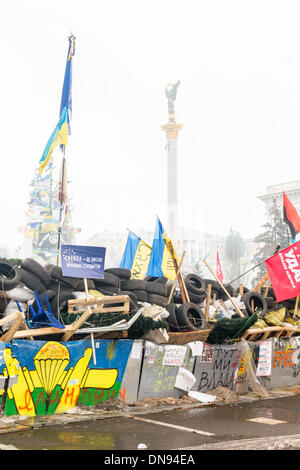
[
  {"left": 242, "top": 326, "right": 300, "bottom": 341},
  {"left": 67, "top": 295, "right": 131, "bottom": 315}
]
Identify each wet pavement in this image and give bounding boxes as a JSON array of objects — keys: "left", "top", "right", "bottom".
[{"left": 1, "top": 388, "right": 300, "bottom": 450}]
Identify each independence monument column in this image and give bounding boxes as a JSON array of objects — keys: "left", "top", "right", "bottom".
[{"left": 161, "top": 81, "right": 183, "bottom": 238}]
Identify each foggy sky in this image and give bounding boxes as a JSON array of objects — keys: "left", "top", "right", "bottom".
[{"left": 1, "top": 0, "right": 300, "bottom": 251}]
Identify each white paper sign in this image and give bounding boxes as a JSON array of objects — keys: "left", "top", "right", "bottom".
[
  {"left": 187, "top": 390, "right": 216, "bottom": 403},
  {"left": 130, "top": 342, "right": 142, "bottom": 360},
  {"left": 256, "top": 340, "right": 272, "bottom": 377},
  {"left": 188, "top": 341, "right": 204, "bottom": 357},
  {"left": 162, "top": 345, "right": 186, "bottom": 367},
  {"left": 175, "top": 367, "right": 196, "bottom": 391}
]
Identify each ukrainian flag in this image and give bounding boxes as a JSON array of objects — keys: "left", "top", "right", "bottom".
[
  {"left": 146, "top": 217, "right": 178, "bottom": 280},
  {"left": 39, "top": 34, "right": 75, "bottom": 175},
  {"left": 120, "top": 231, "right": 152, "bottom": 280}
]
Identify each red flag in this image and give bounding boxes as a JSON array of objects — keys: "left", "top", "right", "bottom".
[
  {"left": 265, "top": 240, "right": 300, "bottom": 302},
  {"left": 216, "top": 250, "right": 224, "bottom": 284},
  {"left": 283, "top": 191, "right": 300, "bottom": 240}
]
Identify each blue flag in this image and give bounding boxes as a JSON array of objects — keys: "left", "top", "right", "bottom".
[
  {"left": 120, "top": 231, "right": 152, "bottom": 279},
  {"left": 39, "top": 34, "right": 75, "bottom": 174},
  {"left": 146, "top": 217, "right": 178, "bottom": 280}
]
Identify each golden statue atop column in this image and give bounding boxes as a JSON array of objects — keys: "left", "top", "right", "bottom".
[
  {"left": 161, "top": 81, "right": 183, "bottom": 238},
  {"left": 161, "top": 80, "right": 183, "bottom": 138}
]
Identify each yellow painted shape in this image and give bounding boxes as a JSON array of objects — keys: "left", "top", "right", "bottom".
[
  {"left": 34, "top": 358, "right": 69, "bottom": 396},
  {"left": 3, "top": 349, "right": 35, "bottom": 416},
  {"left": 83, "top": 368, "right": 118, "bottom": 389},
  {"left": 55, "top": 348, "right": 92, "bottom": 414}
]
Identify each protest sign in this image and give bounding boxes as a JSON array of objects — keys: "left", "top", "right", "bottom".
[
  {"left": 61, "top": 245, "right": 106, "bottom": 279},
  {"left": 265, "top": 241, "right": 300, "bottom": 301}
]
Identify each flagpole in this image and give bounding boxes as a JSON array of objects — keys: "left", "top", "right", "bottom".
[{"left": 56, "top": 149, "right": 66, "bottom": 266}]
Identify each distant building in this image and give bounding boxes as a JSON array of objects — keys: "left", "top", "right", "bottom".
[
  {"left": 258, "top": 180, "right": 300, "bottom": 212},
  {"left": 85, "top": 227, "right": 252, "bottom": 285}
]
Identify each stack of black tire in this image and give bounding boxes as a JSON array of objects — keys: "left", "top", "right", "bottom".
[
  {"left": 119, "top": 275, "right": 169, "bottom": 310},
  {"left": 166, "top": 273, "right": 209, "bottom": 333},
  {"left": 3, "top": 257, "right": 290, "bottom": 333}
]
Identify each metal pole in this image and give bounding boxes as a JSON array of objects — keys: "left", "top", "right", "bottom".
[{"left": 56, "top": 149, "right": 66, "bottom": 266}]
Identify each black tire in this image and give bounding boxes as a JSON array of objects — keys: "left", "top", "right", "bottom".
[
  {"left": 94, "top": 285, "right": 121, "bottom": 296},
  {"left": 44, "top": 263, "right": 55, "bottom": 271},
  {"left": 21, "top": 258, "right": 51, "bottom": 287},
  {"left": 120, "top": 279, "right": 146, "bottom": 291},
  {"left": 104, "top": 268, "right": 131, "bottom": 280},
  {"left": 176, "top": 302, "right": 206, "bottom": 330},
  {"left": 49, "top": 265, "right": 79, "bottom": 289},
  {"left": 233, "top": 286, "right": 250, "bottom": 297},
  {"left": 166, "top": 303, "right": 180, "bottom": 332},
  {"left": 222, "top": 284, "right": 234, "bottom": 297},
  {"left": 265, "top": 296, "right": 275, "bottom": 309},
  {"left": 267, "top": 287, "right": 276, "bottom": 298},
  {"left": 0, "top": 259, "right": 21, "bottom": 291},
  {"left": 144, "top": 276, "right": 168, "bottom": 284},
  {"left": 76, "top": 279, "right": 95, "bottom": 291},
  {"left": 147, "top": 293, "right": 168, "bottom": 308},
  {"left": 186, "top": 288, "right": 206, "bottom": 304},
  {"left": 184, "top": 274, "right": 207, "bottom": 294},
  {"left": 145, "top": 281, "right": 168, "bottom": 296},
  {"left": 203, "top": 278, "right": 220, "bottom": 290},
  {"left": 120, "top": 290, "right": 138, "bottom": 305},
  {"left": 32, "top": 289, "right": 57, "bottom": 312},
  {"left": 93, "top": 272, "right": 120, "bottom": 288},
  {"left": 50, "top": 292, "right": 75, "bottom": 314},
  {"left": 242, "top": 291, "right": 268, "bottom": 317},
  {"left": 20, "top": 268, "right": 46, "bottom": 293},
  {"left": 172, "top": 293, "right": 183, "bottom": 304},
  {"left": 110, "top": 294, "right": 138, "bottom": 313},
  {"left": 131, "top": 289, "right": 148, "bottom": 302},
  {"left": 210, "top": 287, "right": 220, "bottom": 300}
]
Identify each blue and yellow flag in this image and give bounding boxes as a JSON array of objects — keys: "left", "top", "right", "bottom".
[
  {"left": 120, "top": 230, "right": 152, "bottom": 280},
  {"left": 146, "top": 217, "right": 178, "bottom": 280},
  {"left": 39, "top": 34, "right": 76, "bottom": 175}
]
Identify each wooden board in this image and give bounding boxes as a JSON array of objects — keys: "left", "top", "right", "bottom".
[
  {"left": 93, "top": 331, "right": 128, "bottom": 339},
  {"left": 11, "top": 325, "right": 70, "bottom": 339},
  {"left": 67, "top": 295, "right": 130, "bottom": 315},
  {"left": 167, "top": 330, "right": 211, "bottom": 345}
]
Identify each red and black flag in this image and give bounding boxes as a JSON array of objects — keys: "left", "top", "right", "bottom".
[{"left": 283, "top": 191, "right": 300, "bottom": 240}]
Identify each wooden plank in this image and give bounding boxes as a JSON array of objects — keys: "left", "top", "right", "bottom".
[
  {"left": 12, "top": 325, "right": 70, "bottom": 339},
  {"left": 203, "top": 259, "right": 245, "bottom": 317},
  {"left": 205, "top": 284, "right": 212, "bottom": 324},
  {"left": 61, "top": 310, "right": 92, "bottom": 342},
  {"left": 294, "top": 296, "right": 300, "bottom": 320},
  {"left": 167, "top": 251, "right": 186, "bottom": 304},
  {"left": 67, "top": 295, "right": 130, "bottom": 314},
  {"left": 168, "top": 241, "right": 190, "bottom": 303},
  {"left": 263, "top": 279, "right": 271, "bottom": 298},
  {"left": 0, "top": 312, "right": 19, "bottom": 327},
  {"left": 167, "top": 330, "right": 211, "bottom": 345},
  {"left": 94, "top": 331, "right": 128, "bottom": 339},
  {"left": 84, "top": 278, "right": 96, "bottom": 365},
  {"left": 0, "top": 313, "right": 25, "bottom": 342}
]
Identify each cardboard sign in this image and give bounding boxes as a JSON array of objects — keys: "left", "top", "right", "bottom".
[
  {"left": 256, "top": 340, "right": 272, "bottom": 377},
  {"left": 265, "top": 241, "right": 300, "bottom": 301},
  {"left": 61, "top": 245, "right": 106, "bottom": 279},
  {"left": 162, "top": 345, "right": 186, "bottom": 366}
]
